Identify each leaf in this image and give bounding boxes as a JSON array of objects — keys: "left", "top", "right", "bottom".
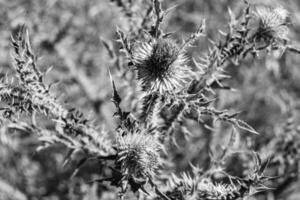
[
  {"left": 61, "top": 149, "right": 74, "bottom": 168},
  {"left": 181, "top": 19, "right": 206, "bottom": 49},
  {"left": 100, "top": 36, "right": 115, "bottom": 59},
  {"left": 220, "top": 127, "right": 240, "bottom": 160},
  {"left": 235, "top": 119, "right": 259, "bottom": 135},
  {"left": 71, "top": 157, "right": 87, "bottom": 178},
  {"left": 116, "top": 27, "right": 131, "bottom": 55},
  {"left": 228, "top": 7, "right": 237, "bottom": 27},
  {"left": 108, "top": 69, "right": 121, "bottom": 106},
  {"left": 258, "top": 155, "right": 274, "bottom": 175},
  {"left": 164, "top": 4, "right": 179, "bottom": 16}
]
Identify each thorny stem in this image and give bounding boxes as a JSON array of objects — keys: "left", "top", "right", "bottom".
[{"left": 153, "top": 0, "right": 163, "bottom": 38}]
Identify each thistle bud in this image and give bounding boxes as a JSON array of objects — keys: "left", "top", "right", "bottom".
[{"left": 116, "top": 131, "right": 161, "bottom": 180}]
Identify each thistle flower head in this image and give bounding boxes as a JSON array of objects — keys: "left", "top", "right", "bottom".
[
  {"left": 254, "top": 5, "right": 289, "bottom": 42},
  {"left": 163, "top": 173, "right": 198, "bottom": 200},
  {"left": 116, "top": 130, "right": 161, "bottom": 179},
  {"left": 132, "top": 39, "right": 191, "bottom": 94},
  {"left": 197, "top": 179, "right": 240, "bottom": 200}
]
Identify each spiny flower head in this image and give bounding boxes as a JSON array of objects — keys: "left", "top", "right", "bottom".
[
  {"left": 162, "top": 173, "right": 198, "bottom": 200},
  {"left": 253, "top": 5, "right": 289, "bottom": 42},
  {"left": 132, "top": 38, "right": 191, "bottom": 94},
  {"left": 116, "top": 130, "right": 162, "bottom": 180},
  {"left": 197, "top": 179, "right": 240, "bottom": 200}
]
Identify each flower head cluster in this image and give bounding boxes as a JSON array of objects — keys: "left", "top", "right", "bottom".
[
  {"left": 116, "top": 130, "right": 162, "bottom": 180},
  {"left": 254, "top": 5, "right": 289, "bottom": 43},
  {"left": 132, "top": 38, "right": 191, "bottom": 94}
]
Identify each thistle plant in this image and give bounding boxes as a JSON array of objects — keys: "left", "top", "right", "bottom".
[
  {"left": 1, "top": 26, "right": 114, "bottom": 171},
  {"left": 152, "top": 153, "right": 271, "bottom": 200},
  {"left": 117, "top": 0, "right": 264, "bottom": 146},
  {"left": 1, "top": 0, "right": 300, "bottom": 200}
]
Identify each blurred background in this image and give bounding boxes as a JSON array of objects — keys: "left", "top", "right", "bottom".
[{"left": 0, "top": 0, "right": 300, "bottom": 199}]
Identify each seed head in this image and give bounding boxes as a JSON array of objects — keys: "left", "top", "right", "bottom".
[
  {"left": 254, "top": 5, "right": 289, "bottom": 42},
  {"left": 116, "top": 131, "right": 161, "bottom": 179},
  {"left": 132, "top": 39, "right": 191, "bottom": 94}
]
